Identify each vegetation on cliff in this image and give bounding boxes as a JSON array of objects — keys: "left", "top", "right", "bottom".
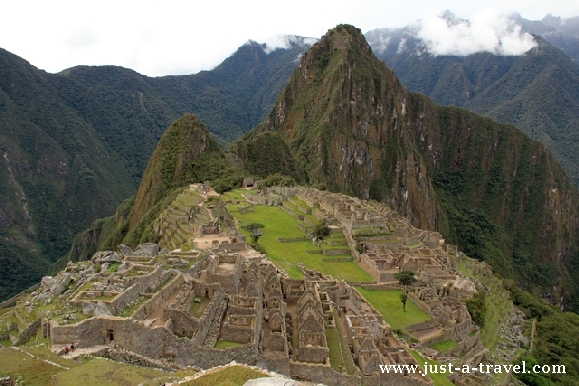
[
  {"left": 57, "top": 114, "right": 245, "bottom": 266},
  {"left": 230, "top": 24, "right": 579, "bottom": 308},
  {"left": 372, "top": 37, "right": 579, "bottom": 188}
]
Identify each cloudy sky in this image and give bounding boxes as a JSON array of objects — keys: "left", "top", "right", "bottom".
[{"left": 2, "top": 0, "right": 578, "bottom": 77}]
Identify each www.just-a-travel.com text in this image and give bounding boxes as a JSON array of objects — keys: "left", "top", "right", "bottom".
[{"left": 380, "top": 362, "right": 565, "bottom": 376}]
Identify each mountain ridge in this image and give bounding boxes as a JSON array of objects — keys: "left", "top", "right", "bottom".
[{"left": 231, "top": 24, "right": 579, "bottom": 306}]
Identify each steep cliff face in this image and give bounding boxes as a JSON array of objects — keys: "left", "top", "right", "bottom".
[
  {"left": 236, "top": 25, "right": 440, "bottom": 230},
  {"left": 232, "top": 24, "right": 579, "bottom": 302},
  {"left": 58, "top": 113, "right": 243, "bottom": 267}
]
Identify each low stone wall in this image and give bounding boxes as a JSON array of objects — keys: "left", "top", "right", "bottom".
[
  {"left": 408, "top": 292, "right": 432, "bottom": 315},
  {"left": 322, "top": 258, "right": 353, "bottom": 262},
  {"left": 14, "top": 318, "right": 41, "bottom": 345},
  {"left": 106, "top": 347, "right": 174, "bottom": 370},
  {"left": 306, "top": 250, "right": 323, "bottom": 255},
  {"left": 289, "top": 361, "right": 359, "bottom": 386},
  {"left": 347, "top": 281, "right": 378, "bottom": 286},
  {"left": 217, "top": 243, "right": 246, "bottom": 251},
  {"left": 281, "top": 205, "right": 304, "bottom": 221},
  {"left": 406, "top": 320, "right": 436, "bottom": 332},
  {"left": 133, "top": 273, "right": 184, "bottom": 320},
  {"left": 277, "top": 237, "right": 307, "bottom": 243},
  {"left": 327, "top": 239, "right": 348, "bottom": 246},
  {"left": 421, "top": 329, "right": 450, "bottom": 347},
  {"left": 322, "top": 248, "right": 351, "bottom": 255},
  {"left": 360, "top": 283, "right": 398, "bottom": 291}
]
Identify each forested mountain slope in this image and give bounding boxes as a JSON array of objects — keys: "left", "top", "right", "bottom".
[
  {"left": 232, "top": 24, "right": 579, "bottom": 308},
  {"left": 0, "top": 40, "right": 308, "bottom": 300}
]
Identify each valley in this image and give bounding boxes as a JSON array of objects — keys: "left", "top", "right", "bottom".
[{"left": 0, "top": 17, "right": 579, "bottom": 385}]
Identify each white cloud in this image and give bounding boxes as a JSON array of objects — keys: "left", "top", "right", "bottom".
[
  {"left": 414, "top": 9, "right": 537, "bottom": 56},
  {"left": 64, "top": 26, "right": 99, "bottom": 50},
  {"left": 262, "top": 35, "right": 318, "bottom": 54}
]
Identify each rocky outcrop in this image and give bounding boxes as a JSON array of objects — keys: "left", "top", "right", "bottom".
[{"left": 231, "top": 24, "right": 579, "bottom": 303}]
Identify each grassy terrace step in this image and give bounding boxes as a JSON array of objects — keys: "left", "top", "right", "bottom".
[
  {"left": 332, "top": 309, "right": 356, "bottom": 375},
  {"left": 227, "top": 192, "right": 372, "bottom": 282},
  {"left": 355, "top": 288, "right": 431, "bottom": 331}
]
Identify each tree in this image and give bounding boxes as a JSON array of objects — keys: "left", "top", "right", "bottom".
[
  {"left": 394, "top": 270, "right": 417, "bottom": 290},
  {"left": 312, "top": 224, "right": 331, "bottom": 242},
  {"left": 243, "top": 222, "right": 264, "bottom": 245},
  {"left": 400, "top": 292, "right": 408, "bottom": 312}
]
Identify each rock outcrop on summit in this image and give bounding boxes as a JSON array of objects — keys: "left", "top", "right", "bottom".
[{"left": 231, "top": 24, "right": 579, "bottom": 305}]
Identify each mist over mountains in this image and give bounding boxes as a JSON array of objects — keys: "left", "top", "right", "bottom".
[{"left": 366, "top": 12, "right": 579, "bottom": 187}]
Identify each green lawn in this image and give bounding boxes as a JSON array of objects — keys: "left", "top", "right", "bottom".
[
  {"left": 182, "top": 365, "right": 266, "bottom": 386},
  {"left": 355, "top": 288, "right": 431, "bottom": 330},
  {"left": 0, "top": 346, "right": 71, "bottom": 385},
  {"left": 430, "top": 340, "right": 458, "bottom": 353},
  {"left": 214, "top": 340, "right": 244, "bottom": 348},
  {"left": 408, "top": 349, "right": 454, "bottom": 386},
  {"left": 326, "top": 328, "right": 344, "bottom": 372},
  {"left": 190, "top": 297, "right": 211, "bottom": 318},
  {"left": 227, "top": 198, "right": 372, "bottom": 282}
]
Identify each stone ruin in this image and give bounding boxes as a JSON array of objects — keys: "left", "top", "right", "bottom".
[
  {"left": 0, "top": 186, "right": 523, "bottom": 386},
  {"left": 10, "top": 240, "right": 432, "bottom": 386}
]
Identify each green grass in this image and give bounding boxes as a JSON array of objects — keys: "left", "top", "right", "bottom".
[
  {"left": 182, "top": 365, "right": 266, "bottom": 386},
  {"left": 355, "top": 288, "right": 431, "bottom": 330},
  {"left": 326, "top": 328, "right": 344, "bottom": 372},
  {"left": 214, "top": 340, "right": 244, "bottom": 348},
  {"left": 118, "top": 296, "right": 147, "bottom": 318},
  {"left": 430, "top": 340, "right": 458, "bottom": 353},
  {"left": 332, "top": 309, "right": 356, "bottom": 375},
  {"left": 408, "top": 349, "right": 454, "bottom": 386},
  {"left": 190, "top": 297, "right": 211, "bottom": 318},
  {"left": 0, "top": 347, "right": 66, "bottom": 385},
  {"left": 227, "top": 195, "right": 372, "bottom": 282},
  {"left": 53, "top": 357, "right": 169, "bottom": 386}
]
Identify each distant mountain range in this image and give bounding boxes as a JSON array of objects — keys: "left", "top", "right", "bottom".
[
  {"left": 2, "top": 12, "right": 579, "bottom": 303},
  {"left": 231, "top": 25, "right": 579, "bottom": 310},
  {"left": 0, "top": 39, "right": 311, "bottom": 300},
  {"left": 365, "top": 12, "right": 579, "bottom": 187}
]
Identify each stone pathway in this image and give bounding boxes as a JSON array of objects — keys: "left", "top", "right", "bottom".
[{"left": 51, "top": 344, "right": 109, "bottom": 359}]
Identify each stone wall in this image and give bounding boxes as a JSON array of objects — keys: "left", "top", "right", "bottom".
[
  {"left": 51, "top": 317, "right": 105, "bottom": 347},
  {"left": 408, "top": 292, "right": 432, "bottom": 315},
  {"left": 323, "top": 257, "right": 353, "bottom": 262},
  {"left": 289, "top": 361, "right": 359, "bottom": 386},
  {"left": 406, "top": 320, "right": 436, "bottom": 332},
  {"left": 277, "top": 237, "right": 308, "bottom": 243},
  {"left": 221, "top": 321, "right": 254, "bottom": 343},
  {"left": 285, "top": 208, "right": 304, "bottom": 221},
  {"left": 217, "top": 243, "right": 246, "bottom": 252},
  {"left": 14, "top": 318, "right": 41, "bottom": 345},
  {"left": 133, "top": 273, "right": 184, "bottom": 320},
  {"left": 164, "top": 309, "right": 198, "bottom": 338},
  {"left": 322, "top": 248, "right": 351, "bottom": 255}
]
